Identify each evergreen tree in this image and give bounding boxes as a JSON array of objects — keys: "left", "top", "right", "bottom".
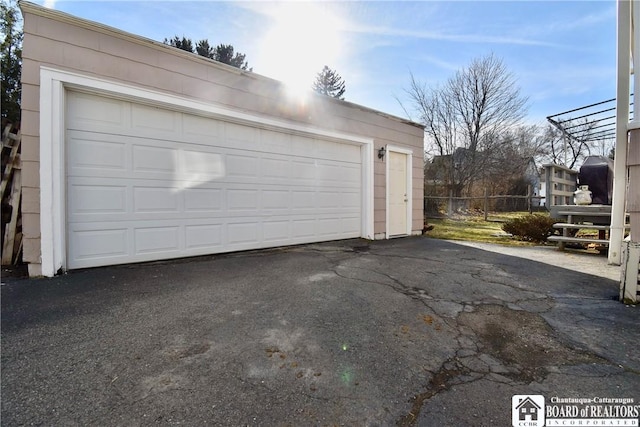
[
  {"left": 164, "top": 36, "right": 251, "bottom": 70},
  {"left": 312, "top": 65, "right": 346, "bottom": 100},
  {"left": 164, "top": 36, "right": 194, "bottom": 53},
  {"left": 212, "top": 44, "right": 250, "bottom": 70},
  {"left": 195, "top": 39, "right": 213, "bottom": 58},
  {"left": 1, "top": 0, "right": 22, "bottom": 123}
]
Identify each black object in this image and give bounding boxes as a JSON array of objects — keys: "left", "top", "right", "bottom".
[{"left": 577, "top": 155, "right": 614, "bottom": 205}]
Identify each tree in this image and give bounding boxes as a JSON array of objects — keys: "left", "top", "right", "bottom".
[
  {"left": 481, "top": 125, "right": 545, "bottom": 196},
  {"left": 195, "top": 39, "right": 213, "bottom": 58},
  {"left": 1, "top": 0, "right": 22, "bottom": 123},
  {"left": 312, "top": 65, "right": 346, "bottom": 100},
  {"left": 211, "top": 44, "right": 250, "bottom": 70},
  {"left": 164, "top": 36, "right": 251, "bottom": 70},
  {"left": 539, "top": 119, "right": 600, "bottom": 169},
  {"left": 164, "top": 36, "right": 194, "bottom": 53},
  {"left": 404, "top": 53, "right": 528, "bottom": 197}
]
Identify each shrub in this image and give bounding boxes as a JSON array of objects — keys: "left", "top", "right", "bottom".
[{"left": 502, "top": 214, "right": 556, "bottom": 243}]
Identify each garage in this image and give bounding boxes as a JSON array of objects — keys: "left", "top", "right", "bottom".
[
  {"left": 20, "top": 2, "right": 424, "bottom": 277},
  {"left": 65, "top": 90, "right": 364, "bottom": 269}
]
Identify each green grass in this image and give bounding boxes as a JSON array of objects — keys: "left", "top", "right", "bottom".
[{"left": 425, "top": 212, "right": 545, "bottom": 246}]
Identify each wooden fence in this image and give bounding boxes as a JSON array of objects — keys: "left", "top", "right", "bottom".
[{"left": 1, "top": 122, "right": 22, "bottom": 265}]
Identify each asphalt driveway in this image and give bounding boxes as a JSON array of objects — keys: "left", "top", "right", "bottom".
[{"left": 2, "top": 237, "right": 638, "bottom": 426}]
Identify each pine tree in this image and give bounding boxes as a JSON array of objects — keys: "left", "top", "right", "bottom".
[
  {"left": 164, "top": 36, "right": 251, "bottom": 71},
  {"left": 312, "top": 66, "right": 346, "bottom": 100},
  {"left": 1, "top": 0, "right": 22, "bottom": 122},
  {"left": 195, "top": 39, "right": 213, "bottom": 58},
  {"left": 212, "top": 44, "right": 250, "bottom": 70},
  {"left": 164, "top": 36, "right": 194, "bottom": 53}
]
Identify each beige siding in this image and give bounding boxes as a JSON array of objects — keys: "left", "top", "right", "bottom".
[{"left": 20, "top": 3, "right": 424, "bottom": 270}]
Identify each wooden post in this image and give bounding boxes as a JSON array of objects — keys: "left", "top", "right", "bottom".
[
  {"left": 484, "top": 188, "right": 488, "bottom": 221},
  {"left": 527, "top": 185, "right": 532, "bottom": 214},
  {"left": 448, "top": 190, "right": 453, "bottom": 217}
]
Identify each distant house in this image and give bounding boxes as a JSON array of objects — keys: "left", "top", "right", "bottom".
[
  {"left": 425, "top": 147, "right": 541, "bottom": 198},
  {"left": 523, "top": 157, "right": 542, "bottom": 203},
  {"left": 516, "top": 397, "right": 541, "bottom": 421}
]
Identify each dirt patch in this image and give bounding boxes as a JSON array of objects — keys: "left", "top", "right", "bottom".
[{"left": 458, "top": 304, "right": 602, "bottom": 383}]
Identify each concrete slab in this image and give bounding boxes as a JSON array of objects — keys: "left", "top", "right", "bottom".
[{"left": 1, "top": 237, "right": 638, "bottom": 426}]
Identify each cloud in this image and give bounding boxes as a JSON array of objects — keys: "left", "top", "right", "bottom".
[
  {"left": 43, "top": 0, "right": 56, "bottom": 8},
  {"left": 234, "top": 1, "right": 560, "bottom": 49},
  {"left": 346, "top": 22, "right": 564, "bottom": 48},
  {"left": 415, "top": 54, "right": 460, "bottom": 72}
]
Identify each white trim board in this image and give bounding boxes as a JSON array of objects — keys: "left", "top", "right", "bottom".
[{"left": 39, "top": 67, "right": 375, "bottom": 276}]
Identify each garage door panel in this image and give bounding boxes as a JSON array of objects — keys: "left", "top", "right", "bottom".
[
  {"left": 68, "top": 228, "right": 128, "bottom": 262},
  {"left": 293, "top": 219, "right": 316, "bottom": 238},
  {"left": 180, "top": 150, "right": 225, "bottom": 181},
  {"left": 131, "top": 103, "right": 179, "bottom": 136},
  {"left": 227, "top": 222, "right": 259, "bottom": 245},
  {"left": 262, "top": 190, "right": 290, "bottom": 210},
  {"left": 316, "top": 161, "right": 361, "bottom": 187},
  {"left": 133, "top": 187, "right": 180, "bottom": 213},
  {"left": 132, "top": 144, "right": 176, "bottom": 174},
  {"left": 341, "top": 189, "right": 361, "bottom": 205},
  {"left": 317, "top": 191, "right": 342, "bottom": 209},
  {"left": 261, "top": 158, "right": 290, "bottom": 179},
  {"left": 224, "top": 122, "right": 259, "bottom": 149},
  {"left": 66, "top": 91, "right": 364, "bottom": 269},
  {"left": 134, "top": 226, "right": 180, "bottom": 254},
  {"left": 67, "top": 91, "right": 127, "bottom": 132},
  {"left": 227, "top": 189, "right": 259, "bottom": 211},
  {"left": 183, "top": 113, "right": 222, "bottom": 140},
  {"left": 263, "top": 220, "right": 290, "bottom": 241},
  {"left": 261, "top": 129, "right": 291, "bottom": 153},
  {"left": 340, "top": 217, "right": 361, "bottom": 234},
  {"left": 291, "top": 191, "right": 315, "bottom": 209},
  {"left": 67, "top": 133, "right": 127, "bottom": 174},
  {"left": 318, "top": 218, "right": 342, "bottom": 236},
  {"left": 315, "top": 139, "right": 359, "bottom": 162},
  {"left": 184, "top": 188, "right": 223, "bottom": 212},
  {"left": 226, "top": 154, "right": 259, "bottom": 178},
  {"left": 185, "top": 224, "right": 223, "bottom": 249},
  {"left": 288, "top": 135, "right": 313, "bottom": 157},
  {"left": 69, "top": 183, "right": 127, "bottom": 214},
  {"left": 340, "top": 165, "right": 362, "bottom": 186},
  {"left": 291, "top": 160, "right": 316, "bottom": 182}
]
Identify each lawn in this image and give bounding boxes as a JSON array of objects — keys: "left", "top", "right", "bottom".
[{"left": 425, "top": 211, "right": 547, "bottom": 246}]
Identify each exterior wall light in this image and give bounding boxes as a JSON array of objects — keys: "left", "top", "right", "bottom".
[{"left": 378, "top": 146, "right": 386, "bottom": 160}]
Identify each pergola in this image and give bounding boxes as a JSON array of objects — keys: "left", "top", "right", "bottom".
[
  {"left": 546, "top": 0, "right": 639, "bottom": 302},
  {"left": 547, "top": 97, "right": 623, "bottom": 148}
]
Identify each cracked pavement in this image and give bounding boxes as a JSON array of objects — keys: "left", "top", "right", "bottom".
[{"left": 2, "top": 237, "right": 638, "bottom": 426}]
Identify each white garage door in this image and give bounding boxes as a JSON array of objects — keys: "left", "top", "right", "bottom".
[{"left": 65, "top": 91, "right": 363, "bottom": 269}]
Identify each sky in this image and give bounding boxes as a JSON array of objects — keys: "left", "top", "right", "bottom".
[{"left": 31, "top": 0, "right": 618, "bottom": 126}]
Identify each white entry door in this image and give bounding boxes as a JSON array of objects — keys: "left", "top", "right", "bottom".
[
  {"left": 388, "top": 150, "right": 410, "bottom": 236},
  {"left": 65, "top": 90, "right": 364, "bottom": 269}
]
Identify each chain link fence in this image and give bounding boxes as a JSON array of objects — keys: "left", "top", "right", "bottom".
[{"left": 424, "top": 187, "right": 545, "bottom": 219}]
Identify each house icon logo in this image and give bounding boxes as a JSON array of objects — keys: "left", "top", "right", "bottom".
[{"left": 512, "top": 395, "right": 544, "bottom": 427}]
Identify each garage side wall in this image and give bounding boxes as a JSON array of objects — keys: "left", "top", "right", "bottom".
[{"left": 20, "top": 4, "right": 424, "bottom": 275}]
